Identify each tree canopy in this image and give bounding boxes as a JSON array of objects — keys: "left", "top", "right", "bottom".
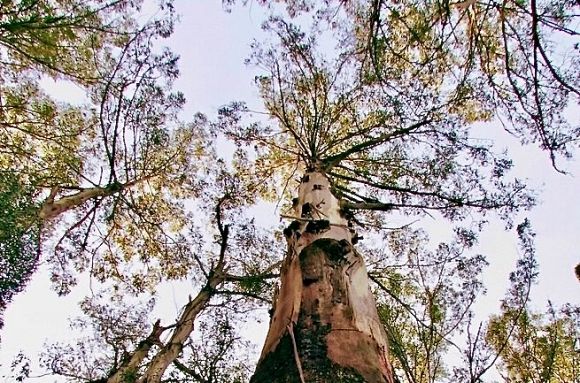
[
  {"left": 1, "top": 0, "right": 207, "bottom": 322},
  {"left": 1, "top": 0, "right": 579, "bottom": 382}
]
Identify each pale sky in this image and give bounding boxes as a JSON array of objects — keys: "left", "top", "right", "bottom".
[{"left": 1, "top": 0, "right": 579, "bottom": 381}]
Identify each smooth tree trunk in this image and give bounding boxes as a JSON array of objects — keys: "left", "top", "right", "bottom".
[
  {"left": 137, "top": 272, "right": 224, "bottom": 383},
  {"left": 105, "top": 267, "right": 226, "bottom": 383},
  {"left": 39, "top": 186, "right": 114, "bottom": 220},
  {"left": 251, "top": 171, "right": 394, "bottom": 383}
]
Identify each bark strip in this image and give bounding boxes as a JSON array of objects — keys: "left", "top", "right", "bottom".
[{"left": 287, "top": 324, "right": 306, "bottom": 383}]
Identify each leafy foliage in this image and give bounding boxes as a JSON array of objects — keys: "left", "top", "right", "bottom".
[
  {"left": 371, "top": 227, "right": 488, "bottom": 383},
  {"left": 245, "top": 0, "right": 579, "bottom": 169},
  {"left": 40, "top": 293, "right": 157, "bottom": 381},
  {"left": 367, "top": 219, "right": 555, "bottom": 383},
  {"left": 487, "top": 303, "right": 580, "bottom": 383},
  {"left": 218, "top": 14, "right": 537, "bottom": 232},
  {"left": 0, "top": 171, "right": 39, "bottom": 329},
  {"left": 0, "top": 0, "right": 212, "bottom": 307},
  {"left": 168, "top": 310, "right": 255, "bottom": 383}
]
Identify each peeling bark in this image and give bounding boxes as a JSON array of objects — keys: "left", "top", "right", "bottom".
[{"left": 251, "top": 171, "right": 393, "bottom": 383}]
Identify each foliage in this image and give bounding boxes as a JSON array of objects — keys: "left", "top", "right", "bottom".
[
  {"left": 35, "top": 189, "right": 278, "bottom": 383},
  {"left": 0, "top": 171, "right": 40, "bottom": 328},
  {"left": 168, "top": 310, "right": 255, "bottom": 383},
  {"left": 40, "top": 293, "right": 156, "bottom": 381},
  {"left": 237, "top": 0, "right": 579, "bottom": 169},
  {"left": 1, "top": 1, "right": 578, "bottom": 383},
  {"left": 355, "top": 0, "right": 579, "bottom": 169},
  {"left": 0, "top": 0, "right": 213, "bottom": 317},
  {"left": 372, "top": 227, "right": 489, "bottom": 383},
  {"left": 487, "top": 303, "right": 580, "bottom": 383},
  {"left": 221, "top": 16, "right": 535, "bottom": 226},
  {"left": 367, "top": 218, "right": 569, "bottom": 383}
]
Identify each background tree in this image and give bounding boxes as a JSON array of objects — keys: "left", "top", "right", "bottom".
[
  {"left": 487, "top": 303, "right": 580, "bottom": 383},
  {"left": 0, "top": 0, "right": 139, "bottom": 325},
  {"left": 22, "top": 166, "right": 282, "bottom": 383},
  {"left": 0, "top": 172, "right": 39, "bottom": 329},
  {"left": 0, "top": 0, "right": 210, "bottom": 327},
  {"left": 370, "top": 227, "right": 489, "bottom": 383}
]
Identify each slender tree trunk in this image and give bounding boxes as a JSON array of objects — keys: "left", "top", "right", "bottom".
[
  {"left": 251, "top": 170, "right": 394, "bottom": 383},
  {"left": 137, "top": 268, "right": 226, "bottom": 383},
  {"left": 104, "top": 269, "right": 225, "bottom": 383},
  {"left": 108, "top": 320, "right": 164, "bottom": 383},
  {"left": 105, "top": 205, "right": 229, "bottom": 383}
]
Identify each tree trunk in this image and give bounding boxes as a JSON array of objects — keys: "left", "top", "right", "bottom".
[
  {"left": 251, "top": 171, "right": 394, "bottom": 383},
  {"left": 107, "top": 320, "right": 164, "bottom": 383},
  {"left": 137, "top": 268, "right": 226, "bottom": 383}
]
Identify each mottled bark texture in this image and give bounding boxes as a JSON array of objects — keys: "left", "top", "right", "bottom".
[{"left": 251, "top": 171, "right": 393, "bottom": 383}]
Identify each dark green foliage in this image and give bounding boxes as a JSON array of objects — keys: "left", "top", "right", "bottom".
[{"left": 0, "top": 171, "right": 40, "bottom": 329}]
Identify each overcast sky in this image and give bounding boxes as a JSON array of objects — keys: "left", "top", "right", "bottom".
[{"left": 1, "top": 0, "right": 579, "bottom": 380}]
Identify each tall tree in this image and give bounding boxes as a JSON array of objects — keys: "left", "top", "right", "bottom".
[
  {"left": 252, "top": 0, "right": 579, "bottom": 167},
  {"left": 215, "top": 10, "right": 537, "bottom": 380},
  {"left": 23, "top": 158, "right": 281, "bottom": 382},
  {"left": 217, "top": 1, "right": 577, "bottom": 377}
]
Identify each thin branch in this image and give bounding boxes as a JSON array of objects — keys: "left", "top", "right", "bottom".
[
  {"left": 322, "top": 119, "right": 433, "bottom": 169},
  {"left": 342, "top": 201, "right": 396, "bottom": 212}
]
